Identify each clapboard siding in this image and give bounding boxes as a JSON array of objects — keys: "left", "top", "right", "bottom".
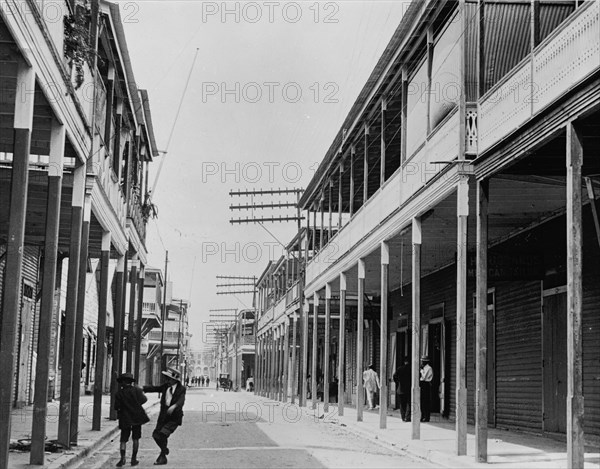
[{"left": 495, "top": 280, "right": 542, "bottom": 433}]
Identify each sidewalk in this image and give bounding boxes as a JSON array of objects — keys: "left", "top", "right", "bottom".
[
  {"left": 300, "top": 399, "right": 600, "bottom": 469},
  {"left": 8, "top": 393, "right": 159, "bottom": 469}
]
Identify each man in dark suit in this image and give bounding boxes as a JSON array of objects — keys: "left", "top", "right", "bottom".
[
  {"left": 143, "top": 368, "right": 186, "bottom": 465},
  {"left": 393, "top": 358, "right": 411, "bottom": 421}
]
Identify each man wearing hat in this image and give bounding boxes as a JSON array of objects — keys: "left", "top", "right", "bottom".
[
  {"left": 114, "top": 373, "right": 149, "bottom": 467},
  {"left": 143, "top": 368, "right": 187, "bottom": 465},
  {"left": 420, "top": 356, "right": 433, "bottom": 422}
]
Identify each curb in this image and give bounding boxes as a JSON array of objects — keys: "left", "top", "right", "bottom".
[{"left": 46, "top": 399, "right": 160, "bottom": 469}]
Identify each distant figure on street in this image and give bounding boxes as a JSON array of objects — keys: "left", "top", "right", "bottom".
[
  {"left": 362, "top": 365, "right": 380, "bottom": 410},
  {"left": 306, "top": 374, "right": 312, "bottom": 399},
  {"left": 206, "top": 376, "right": 210, "bottom": 387},
  {"left": 201, "top": 376, "right": 205, "bottom": 387},
  {"left": 246, "top": 376, "right": 254, "bottom": 392},
  {"left": 114, "top": 373, "right": 149, "bottom": 467},
  {"left": 143, "top": 368, "right": 187, "bottom": 465},
  {"left": 420, "top": 356, "right": 433, "bottom": 422},
  {"left": 393, "top": 358, "right": 411, "bottom": 421}
]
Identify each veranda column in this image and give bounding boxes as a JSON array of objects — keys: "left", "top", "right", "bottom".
[
  {"left": 275, "top": 328, "right": 281, "bottom": 400},
  {"left": 283, "top": 320, "right": 290, "bottom": 401},
  {"left": 290, "top": 314, "right": 298, "bottom": 404},
  {"left": 411, "top": 217, "right": 422, "bottom": 438},
  {"left": 338, "top": 273, "right": 347, "bottom": 415},
  {"left": 312, "top": 292, "right": 320, "bottom": 410},
  {"left": 566, "top": 121, "right": 584, "bottom": 469},
  {"left": 363, "top": 126, "right": 369, "bottom": 204},
  {"left": 357, "top": 259, "right": 366, "bottom": 422},
  {"left": 270, "top": 329, "right": 276, "bottom": 399},
  {"left": 380, "top": 241, "right": 390, "bottom": 429},
  {"left": 93, "top": 232, "right": 111, "bottom": 430},
  {"left": 110, "top": 255, "right": 126, "bottom": 420},
  {"left": 70, "top": 191, "right": 92, "bottom": 445},
  {"left": 57, "top": 163, "right": 86, "bottom": 447},
  {"left": 476, "top": 180, "right": 489, "bottom": 462},
  {"left": 127, "top": 254, "right": 139, "bottom": 373},
  {"left": 324, "top": 284, "right": 332, "bottom": 412},
  {"left": 301, "top": 299, "right": 310, "bottom": 407},
  {"left": 456, "top": 175, "right": 469, "bottom": 455},
  {"left": 0, "top": 57, "right": 35, "bottom": 468},
  {"left": 380, "top": 98, "right": 387, "bottom": 186},
  {"left": 134, "top": 266, "right": 145, "bottom": 382},
  {"left": 31, "top": 120, "right": 65, "bottom": 465}
]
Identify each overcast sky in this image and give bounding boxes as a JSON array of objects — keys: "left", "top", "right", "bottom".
[{"left": 116, "top": 1, "right": 408, "bottom": 349}]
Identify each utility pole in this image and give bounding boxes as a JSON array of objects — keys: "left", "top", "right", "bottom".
[
  {"left": 176, "top": 299, "right": 183, "bottom": 367},
  {"left": 160, "top": 250, "right": 168, "bottom": 371}
]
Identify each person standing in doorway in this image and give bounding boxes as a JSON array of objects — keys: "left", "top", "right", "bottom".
[
  {"left": 393, "top": 358, "right": 411, "bottom": 421},
  {"left": 114, "top": 373, "right": 149, "bottom": 467},
  {"left": 362, "top": 364, "right": 380, "bottom": 410},
  {"left": 143, "top": 368, "right": 186, "bottom": 465},
  {"left": 420, "top": 356, "right": 433, "bottom": 422}
]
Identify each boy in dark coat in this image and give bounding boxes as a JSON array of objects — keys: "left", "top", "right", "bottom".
[
  {"left": 114, "top": 373, "right": 149, "bottom": 467},
  {"left": 143, "top": 368, "right": 186, "bottom": 465}
]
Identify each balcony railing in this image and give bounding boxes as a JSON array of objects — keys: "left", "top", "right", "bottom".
[
  {"left": 479, "top": 1, "right": 599, "bottom": 153},
  {"left": 127, "top": 187, "right": 147, "bottom": 241}
]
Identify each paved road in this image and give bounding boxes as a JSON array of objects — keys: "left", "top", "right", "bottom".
[{"left": 80, "top": 387, "right": 432, "bottom": 468}]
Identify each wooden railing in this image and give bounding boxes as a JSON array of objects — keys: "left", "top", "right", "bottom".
[{"left": 479, "top": 1, "right": 599, "bottom": 153}]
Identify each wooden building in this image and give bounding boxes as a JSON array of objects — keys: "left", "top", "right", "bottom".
[
  {"left": 0, "top": 0, "right": 158, "bottom": 465},
  {"left": 256, "top": 1, "right": 600, "bottom": 465}
]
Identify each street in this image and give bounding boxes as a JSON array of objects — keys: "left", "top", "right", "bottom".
[{"left": 79, "top": 387, "right": 432, "bottom": 468}]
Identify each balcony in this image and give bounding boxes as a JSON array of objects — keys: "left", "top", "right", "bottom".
[
  {"left": 305, "top": 109, "right": 460, "bottom": 287},
  {"left": 479, "top": 1, "right": 599, "bottom": 153},
  {"left": 127, "top": 186, "right": 147, "bottom": 241}
]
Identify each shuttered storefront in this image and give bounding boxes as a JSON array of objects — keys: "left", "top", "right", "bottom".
[
  {"left": 583, "top": 242, "right": 600, "bottom": 436},
  {"left": 495, "top": 280, "right": 542, "bottom": 432}
]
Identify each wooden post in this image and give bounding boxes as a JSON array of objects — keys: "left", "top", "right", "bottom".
[
  {"left": 0, "top": 59, "right": 35, "bottom": 467},
  {"left": 291, "top": 314, "right": 298, "bottom": 404},
  {"left": 363, "top": 125, "right": 370, "bottom": 204},
  {"left": 381, "top": 99, "right": 387, "bottom": 186},
  {"left": 380, "top": 241, "right": 390, "bottom": 429},
  {"left": 109, "top": 255, "right": 126, "bottom": 420},
  {"left": 338, "top": 273, "right": 347, "bottom": 415},
  {"left": 357, "top": 259, "right": 366, "bottom": 422},
  {"left": 283, "top": 320, "right": 290, "bottom": 401},
  {"left": 456, "top": 175, "right": 469, "bottom": 455},
  {"left": 328, "top": 181, "right": 333, "bottom": 239},
  {"left": 127, "top": 255, "right": 139, "bottom": 373},
  {"left": 274, "top": 329, "right": 280, "bottom": 400},
  {"left": 31, "top": 120, "right": 64, "bottom": 465},
  {"left": 566, "top": 121, "right": 584, "bottom": 469},
  {"left": 350, "top": 146, "right": 355, "bottom": 217},
  {"left": 338, "top": 163, "right": 344, "bottom": 228},
  {"left": 324, "top": 284, "right": 332, "bottom": 412},
  {"left": 312, "top": 293, "right": 319, "bottom": 410},
  {"left": 57, "top": 163, "right": 86, "bottom": 447},
  {"left": 93, "top": 232, "right": 111, "bottom": 431},
  {"left": 70, "top": 192, "right": 92, "bottom": 445},
  {"left": 134, "top": 266, "right": 145, "bottom": 382},
  {"left": 320, "top": 197, "right": 325, "bottom": 250},
  {"left": 301, "top": 299, "right": 310, "bottom": 407},
  {"left": 412, "top": 217, "right": 422, "bottom": 438},
  {"left": 400, "top": 67, "right": 408, "bottom": 164},
  {"left": 476, "top": 180, "right": 489, "bottom": 462}
]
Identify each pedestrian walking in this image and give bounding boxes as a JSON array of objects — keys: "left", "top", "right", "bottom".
[
  {"left": 201, "top": 376, "right": 205, "bottom": 387},
  {"left": 206, "top": 376, "right": 210, "bottom": 387},
  {"left": 114, "top": 373, "right": 150, "bottom": 467},
  {"left": 420, "top": 356, "right": 433, "bottom": 422},
  {"left": 143, "top": 368, "right": 187, "bottom": 465},
  {"left": 393, "top": 358, "right": 411, "bottom": 421},
  {"left": 362, "top": 365, "right": 380, "bottom": 410}
]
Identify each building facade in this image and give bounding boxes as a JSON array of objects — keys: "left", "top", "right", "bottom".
[
  {"left": 0, "top": 0, "right": 159, "bottom": 465},
  {"left": 254, "top": 1, "right": 600, "bottom": 466}
]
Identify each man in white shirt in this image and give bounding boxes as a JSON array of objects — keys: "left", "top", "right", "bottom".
[
  {"left": 419, "top": 356, "right": 433, "bottom": 422},
  {"left": 362, "top": 365, "right": 380, "bottom": 410}
]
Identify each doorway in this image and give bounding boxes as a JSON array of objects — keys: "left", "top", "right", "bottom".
[{"left": 542, "top": 287, "right": 567, "bottom": 433}]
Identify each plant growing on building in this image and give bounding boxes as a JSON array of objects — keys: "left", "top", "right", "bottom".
[{"left": 64, "top": 0, "right": 95, "bottom": 89}]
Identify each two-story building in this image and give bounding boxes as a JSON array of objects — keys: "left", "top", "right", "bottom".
[
  {"left": 0, "top": 0, "right": 159, "bottom": 464},
  {"left": 256, "top": 1, "right": 599, "bottom": 465}
]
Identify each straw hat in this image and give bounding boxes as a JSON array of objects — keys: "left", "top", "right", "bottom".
[{"left": 161, "top": 368, "right": 181, "bottom": 382}]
